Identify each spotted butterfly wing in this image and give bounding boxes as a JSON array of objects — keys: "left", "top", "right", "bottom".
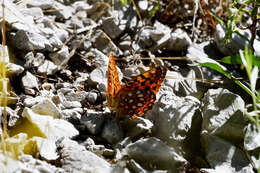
[
  {"left": 106, "top": 53, "right": 121, "bottom": 110},
  {"left": 114, "top": 66, "right": 167, "bottom": 118},
  {"left": 106, "top": 53, "right": 167, "bottom": 119}
]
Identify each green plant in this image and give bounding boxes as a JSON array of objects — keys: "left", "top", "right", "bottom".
[{"left": 213, "top": 0, "right": 259, "bottom": 53}]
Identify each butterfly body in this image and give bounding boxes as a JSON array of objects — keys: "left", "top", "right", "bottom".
[{"left": 106, "top": 53, "right": 167, "bottom": 119}]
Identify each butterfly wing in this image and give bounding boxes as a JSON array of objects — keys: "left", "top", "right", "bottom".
[
  {"left": 106, "top": 53, "right": 121, "bottom": 109},
  {"left": 115, "top": 66, "right": 167, "bottom": 118}
]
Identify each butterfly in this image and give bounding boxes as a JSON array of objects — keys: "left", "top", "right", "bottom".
[{"left": 106, "top": 53, "right": 167, "bottom": 119}]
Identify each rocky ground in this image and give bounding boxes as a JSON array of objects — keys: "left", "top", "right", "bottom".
[{"left": 0, "top": 0, "right": 260, "bottom": 173}]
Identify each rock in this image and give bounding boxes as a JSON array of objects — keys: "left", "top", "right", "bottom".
[
  {"left": 0, "top": 153, "right": 23, "bottom": 172},
  {"left": 86, "top": 92, "right": 98, "bottom": 104},
  {"left": 163, "top": 70, "right": 204, "bottom": 98},
  {"left": 89, "top": 65, "right": 123, "bottom": 92},
  {"left": 244, "top": 123, "right": 260, "bottom": 151},
  {"left": 64, "top": 90, "right": 88, "bottom": 103},
  {"left": 201, "top": 88, "right": 247, "bottom": 144},
  {"left": 20, "top": 154, "right": 65, "bottom": 172},
  {"left": 121, "top": 117, "right": 153, "bottom": 139},
  {"left": 125, "top": 137, "right": 187, "bottom": 171},
  {"left": 244, "top": 123, "right": 260, "bottom": 169},
  {"left": 201, "top": 133, "right": 254, "bottom": 173},
  {"left": 10, "top": 30, "right": 49, "bottom": 51},
  {"left": 58, "top": 92, "right": 82, "bottom": 109},
  {"left": 22, "top": 71, "right": 39, "bottom": 90},
  {"left": 20, "top": 7, "right": 44, "bottom": 19},
  {"left": 42, "top": 83, "right": 55, "bottom": 91},
  {"left": 91, "top": 29, "right": 122, "bottom": 55},
  {"left": 80, "top": 110, "right": 105, "bottom": 135},
  {"left": 101, "top": 119, "right": 123, "bottom": 144},
  {"left": 50, "top": 1, "right": 75, "bottom": 20},
  {"left": 102, "top": 15, "right": 126, "bottom": 39},
  {"left": 127, "top": 159, "right": 168, "bottom": 173},
  {"left": 31, "top": 98, "right": 62, "bottom": 118},
  {"left": 24, "top": 52, "right": 45, "bottom": 69},
  {"left": 134, "top": 21, "right": 191, "bottom": 52},
  {"left": 58, "top": 138, "right": 112, "bottom": 173},
  {"left": 138, "top": 0, "right": 149, "bottom": 11},
  {"left": 37, "top": 60, "right": 58, "bottom": 75},
  {"left": 149, "top": 93, "right": 200, "bottom": 154},
  {"left": 61, "top": 108, "right": 83, "bottom": 121},
  {"left": 24, "top": 96, "right": 46, "bottom": 107},
  {"left": 19, "top": 107, "right": 79, "bottom": 140},
  {"left": 215, "top": 24, "right": 260, "bottom": 56},
  {"left": 186, "top": 42, "right": 226, "bottom": 81},
  {"left": 26, "top": 0, "right": 54, "bottom": 9},
  {"left": 49, "top": 46, "right": 69, "bottom": 65},
  {"left": 6, "top": 63, "right": 24, "bottom": 76},
  {"left": 25, "top": 88, "right": 36, "bottom": 95},
  {"left": 82, "top": 137, "right": 106, "bottom": 156},
  {"left": 0, "top": 107, "right": 19, "bottom": 127}
]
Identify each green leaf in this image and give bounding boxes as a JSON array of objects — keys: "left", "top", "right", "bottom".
[
  {"left": 220, "top": 56, "right": 242, "bottom": 64},
  {"left": 251, "top": 7, "right": 257, "bottom": 19},
  {"left": 221, "top": 55, "right": 260, "bottom": 67},
  {"left": 120, "top": 0, "right": 128, "bottom": 5},
  {"left": 200, "top": 62, "right": 254, "bottom": 97}
]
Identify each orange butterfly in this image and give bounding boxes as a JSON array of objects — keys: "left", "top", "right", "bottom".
[{"left": 106, "top": 53, "right": 167, "bottom": 119}]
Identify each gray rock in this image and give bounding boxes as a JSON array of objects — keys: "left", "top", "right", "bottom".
[
  {"left": 49, "top": 46, "right": 69, "bottom": 65},
  {"left": 74, "top": 72, "right": 90, "bottom": 86},
  {"left": 10, "top": 30, "right": 48, "bottom": 51},
  {"left": 101, "top": 119, "right": 123, "bottom": 144},
  {"left": 80, "top": 110, "right": 106, "bottom": 135},
  {"left": 91, "top": 29, "right": 122, "bottom": 55},
  {"left": 19, "top": 154, "right": 65, "bottom": 173},
  {"left": 118, "top": 35, "right": 132, "bottom": 51},
  {"left": 51, "top": 2, "right": 74, "bottom": 20},
  {"left": 25, "top": 88, "right": 36, "bottom": 95},
  {"left": 24, "top": 52, "right": 45, "bottom": 69},
  {"left": 127, "top": 159, "right": 168, "bottom": 173},
  {"left": 121, "top": 117, "right": 153, "bottom": 139},
  {"left": 102, "top": 16, "right": 126, "bottom": 39},
  {"left": 58, "top": 138, "right": 112, "bottom": 173},
  {"left": 244, "top": 123, "right": 260, "bottom": 169},
  {"left": 82, "top": 138, "right": 106, "bottom": 156},
  {"left": 64, "top": 90, "right": 88, "bottom": 103},
  {"left": 186, "top": 42, "right": 227, "bottom": 82},
  {"left": 72, "top": 1, "right": 92, "bottom": 12},
  {"left": 31, "top": 98, "right": 62, "bottom": 118},
  {"left": 125, "top": 137, "right": 187, "bottom": 171},
  {"left": 215, "top": 24, "right": 260, "bottom": 56},
  {"left": 89, "top": 64, "right": 123, "bottom": 92},
  {"left": 86, "top": 92, "right": 98, "bottom": 104},
  {"left": 6, "top": 63, "right": 24, "bottom": 76},
  {"left": 148, "top": 92, "right": 200, "bottom": 158},
  {"left": 201, "top": 133, "right": 254, "bottom": 173},
  {"left": 244, "top": 123, "right": 260, "bottom": 151},
  {"left": 58, "top": 92, "right": 82, "bottom": 109},
  {"left": 42, "top": 83, "right": 55, "bottom": 91},
  {"left": 201, "top": 88, "right": 247, "bottom": 144},
  {"left": 26, "top": 0, "right": 54, "bottom": 9},
  {"left": 0, "top": 107, "right": 19, "bottom": 127},
  {"left": 56, "top": 82, "right": 73, "bottom": 89},
  {"left": 87, "top": 49, "right": 109, "bottom": 67},
  {"left": 61, "top": 108, "right": 83, "bottom": 121},
  {"left": 24, "top": 96, "right": 46, "bottom": 107},
  {"left": 138, "top": 0, "right": 149, "bottom": 11},
  {"left": 37, "top": 60, "right": 58, "bottom": 75},
  {"left": 20, "top": 7, "right": 44, "bottom": 19},
  {"left": 22, "top": 71, "right": 39, "bottom": 90},
  {"left": 135, "top": 21, "right": 191, "bottom": 52}
]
